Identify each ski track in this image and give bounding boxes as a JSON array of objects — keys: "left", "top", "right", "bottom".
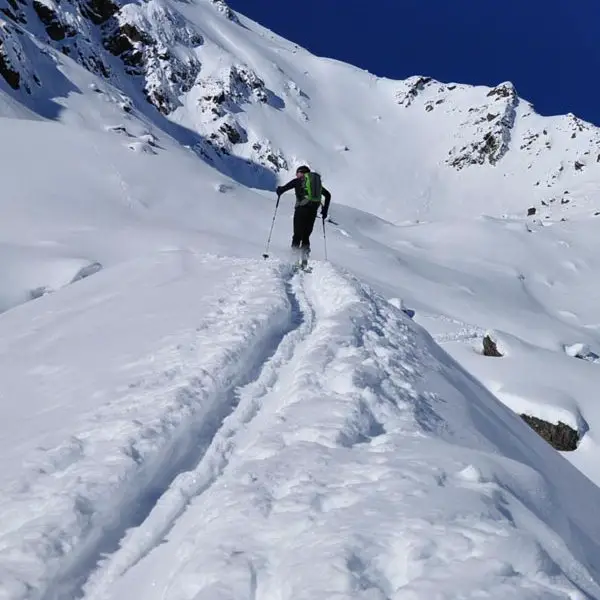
[
  {"left": 40, "top": 267, "right": 307, "bottom": 600},
  {"left": 80, "top": 270, "right": 315, "bottom": 599},
  {"left": 3, "top": 260, "right": 600, "bottom": 600},
  {"left": 84, "top": 261, "right": 434, "bottom": 600},
  {"left": 79, "top": 261, "right": 600, "bottom": 600},
  {"left": 0, "top": 258, "right": 303, "bottom": 600}
]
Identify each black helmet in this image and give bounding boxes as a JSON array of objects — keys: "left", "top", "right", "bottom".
[{"left": 296, "top": 165, "right": 310, "bottom": 174}]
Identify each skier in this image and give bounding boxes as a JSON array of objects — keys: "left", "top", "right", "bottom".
[{"left": 276, "top": 165, "right": 331, "bottom": 266}]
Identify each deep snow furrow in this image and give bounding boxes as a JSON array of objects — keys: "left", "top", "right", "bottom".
[
  {"left": 90, "top": 261, "right": 424, "bottom": 600},
  {"left": 35, "top": 269, "right": 307, "bottom": 600},
  {"left": 71, "top": 271, "right": 313, "bottom": 600}
]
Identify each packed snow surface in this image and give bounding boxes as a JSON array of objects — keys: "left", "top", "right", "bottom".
[{"left": 3, "top": 257, "right": 600, "bottom": 600}]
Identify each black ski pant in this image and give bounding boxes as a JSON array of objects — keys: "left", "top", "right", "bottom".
[{"left": 292, "top": 204, "right": 319, "bottom": 252}]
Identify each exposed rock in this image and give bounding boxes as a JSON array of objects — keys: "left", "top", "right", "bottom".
[
  {"left": 82, "top": 0, "right": 118, "bottom": 25},
  {"left": 564, "top": 342, "right": 600, "bottom": 363},
  {"left": 195, "top": 63, "right": 277, "bottom": 150},
  {"left": 520, "top": 131, "right": 540, "bottom": 151},
  {"left": 482, "top": 334, "right": 502, "bottom": 357},
  {"left": 87, "top": 54, "right": 111, "bottom": 78},
  {"left": 139, "top": 132, "right": 158, "bottom": 146},
  {"left": 521, "top": 414, "right": 579, "bottom": 451},
  {"left": 0, "top": 7, "right": 16, "bottom": 20},
  {"left": 251, "top": 139, "right": 288, "bottom": 172},
  {"left": 486, "top": 83, "right": 514, "bottom": 99},
  {"left": 219, "top": 120, "right": 246, "bottom": 145},
  {"left": 396, "top": 75, "right": 433, "bottom": 107},
  {"left": 527, "top": 207, "right": 536, "bottom": 216},
  {"left": 1, "top": 0, "right": 26, "bottom": 23},
  {"left": 33, "top": 1, "right": 74, "bottom": 41},
  {"left": 145, "top": 53, "right": 200, "bottom": 113},
  {"left": 121, "top": 22, "right": 153, "bottom": 44},
  {"left": 574, "top": 160, "right": 585, "bottom": 171},
  {"left": 0, "top": 46, "right": 20, "bottom": 89},
  {"left": 71, "top": 261, "right": 103, "bottom": 282},
  {"left": 209, "top": 0, "right": 240, "bottom": 24},
  {"left": 448, "top": 82, "right": 518, "bottom": 170},
  {"left": 118, "top": 95, "right": 133, "bottom": 112},
  {"left": 0, "top": 0, "right": 598, "bottom": 197},
  {"left": 29, "top": 286, "right": 51, "bottom": 300},
  {"left": 568, "top": 113, "right": 588, "bottom": 133},
  {"left": 0, "top": 22, "right": 42, "bottom": 93},
  {"left": 106, "top": 124, "right": 132, "bottom": 136},
  {"left": 102, "top": 4, "right": 202, "bottom": 113},
  {"left": 104, "top": 22, "right": 154, "bottom": 69},
  {"left": 216, "top": 182, "right": 235, "bottom": 193},
  {"left": 127, "top": 141, "right": 157, "bottom": 154},
  {"left": 104, "top": 26, "right": 143, "bottom": 67}
]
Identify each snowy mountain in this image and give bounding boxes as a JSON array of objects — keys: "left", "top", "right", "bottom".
[
  {"left": 3, "top": 0, "right": 600, "bottom": 219},
  {"left": 2, "top": 1, "right": 600, "bottom": 598}
]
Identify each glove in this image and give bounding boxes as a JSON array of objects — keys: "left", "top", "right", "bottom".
[
  {"left": 276, "top": 186, "right": 283, "bottom": 196},
  {"left": 321, "top": 207, "right": 328, "bottom": 220}
]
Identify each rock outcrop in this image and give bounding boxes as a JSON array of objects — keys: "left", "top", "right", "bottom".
[
  {"left": 521, "top": 414, "right": 579, "bottom": 451},
  {"left": 448, "top": 83, "right": 518, "bottom": 169}
]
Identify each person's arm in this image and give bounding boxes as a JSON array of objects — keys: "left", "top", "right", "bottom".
[
  {"left": 321, "top": 186, "right": 331, "bottom": 217},
  {"left": 276, "top": 178, "right": 298, "bottom": 196}
]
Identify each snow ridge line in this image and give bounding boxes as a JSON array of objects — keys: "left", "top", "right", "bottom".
[
  {"left": 37, "top": 267, "right": 308, "bottom": 600},
  {"left": 80, "top": 271, "right": 315, "bottom": 599}
]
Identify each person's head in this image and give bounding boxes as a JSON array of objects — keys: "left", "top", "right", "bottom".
[{"left": 296, "top": 165, "right": 310, "bottom": 178}]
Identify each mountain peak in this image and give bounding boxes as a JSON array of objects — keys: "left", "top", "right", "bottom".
[{"left": 1, "top": 0, "right": 599, "bottom": 221}]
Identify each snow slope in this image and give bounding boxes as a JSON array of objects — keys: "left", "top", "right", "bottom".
[
  {"left": 2, "top": 0, "right": 600, "bottom": 222},
  {"left": 1, "top": 0, "right": 600, "bottom": 597},
  {"left": 2, "top": 258, "right": 600, "bottom": 600}
]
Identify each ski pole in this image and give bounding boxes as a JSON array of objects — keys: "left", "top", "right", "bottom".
[
  {"left": 322, "top": 216, "right": 328, "bottom": 261},
  {"left": 262, "top": 194, "right": 281, "bottom": 259}
]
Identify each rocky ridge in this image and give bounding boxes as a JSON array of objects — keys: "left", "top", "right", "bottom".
[{"left": 1, "top": 0, "right": 600, "bottom": 200}]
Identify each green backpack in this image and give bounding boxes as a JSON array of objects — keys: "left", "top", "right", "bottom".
[{"left": 303, "top": 172, "right": 323, "bottom": 202}]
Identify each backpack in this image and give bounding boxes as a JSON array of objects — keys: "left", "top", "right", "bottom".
[{"left": 303, "top": 172, "right": 323, "bottom": 202}]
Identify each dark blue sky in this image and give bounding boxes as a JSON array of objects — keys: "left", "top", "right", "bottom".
[{"left": 228, "top": 1, "right": 600, "bottom": 126}]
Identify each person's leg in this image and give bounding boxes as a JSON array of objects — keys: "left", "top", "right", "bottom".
[
  {"left": 291, "top": 208, "right": 302, "bottom": 248},
  {"left": 300, "top": 205, "right": 319, "bottom": 261}
]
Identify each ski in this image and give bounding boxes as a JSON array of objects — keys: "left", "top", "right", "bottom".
[
  {"left": 299, "top": 259, "right": 312, "bottom": 273},
  {"left": 292, "top": 259, "right": 312, "bottom": 273}
]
